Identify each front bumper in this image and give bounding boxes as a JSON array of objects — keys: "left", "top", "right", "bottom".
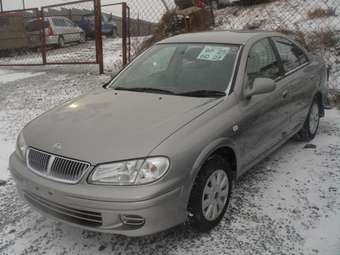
[{"left": 9, "top": 153, "right": 187, "bottom": 237}]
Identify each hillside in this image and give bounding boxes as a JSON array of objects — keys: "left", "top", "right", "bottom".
[{"left": 214, "top": 0, "right": 340, "bottom": 90}]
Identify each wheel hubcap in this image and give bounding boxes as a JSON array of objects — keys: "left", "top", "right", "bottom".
[
  {"left": 309, "top": 103, "right": 319, "bottom": 135},
  {"left": 202, "top": 170, "right": 229, "bottom": 221}
]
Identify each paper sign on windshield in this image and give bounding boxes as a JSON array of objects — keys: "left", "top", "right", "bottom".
[{"left": 197, "top": 46, "right": 230, "bottom": 61}]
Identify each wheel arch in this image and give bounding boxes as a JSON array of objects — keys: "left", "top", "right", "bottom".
[
  {"left": 191, "top": 139, "right": 238, "bottom": 179},
  {"left": 184, "top": 139, "right": 238, "bottom": 211}
]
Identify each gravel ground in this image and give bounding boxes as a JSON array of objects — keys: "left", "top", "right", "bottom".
[{"left": 0, "top": 68, "right": 340, "bottom": 255}]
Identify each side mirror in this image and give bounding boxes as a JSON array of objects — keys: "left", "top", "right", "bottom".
[{"left": 244, "top": 78, "right": 276, "bottom": 99}]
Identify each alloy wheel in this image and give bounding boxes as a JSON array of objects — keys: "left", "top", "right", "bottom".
[
  {"left": 201, "top": 169, "right": 229, "bottom": 221},
  {"left": 309, "top": 102, "right": 320, "bottom": 135}
]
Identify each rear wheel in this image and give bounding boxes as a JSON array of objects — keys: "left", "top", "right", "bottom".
[
  {"left": 79, "top": 32, "right": 86, "bottom": 43},
  {"left": 188, "top": 155, "right": 232, "bottom": 232},
  {"left": 111, "top": 28, "right": 118, "bottom": 38},
  {"left": 294, "top": 98, "right": 320, "bottom": 142},
  {"left": 211, "top": 0, "right": 219, "bottom": 10},
  {"left": 58, "top": 36, "right": 65, "bottom": 48}
]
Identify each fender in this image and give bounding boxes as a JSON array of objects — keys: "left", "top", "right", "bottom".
[{"left": 183, "top": 137, "right": 239, "bottom": 205}]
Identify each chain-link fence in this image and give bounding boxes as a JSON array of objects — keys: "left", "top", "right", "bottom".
[
  {"left": 41, "top": 0, "right": 97, "bottom": 65},
  {"left": 214, "top": 0, "right": 340, "bottom": 91},
  {"left": 0, "top": 0, "right": 339, "bottom": 87},
  {"left": 0, "top": 0, "right": 131, "bottom": 73},
  {"left": 120, "top": 0, "right": 340, "bottom": 92},
  {"left": 0, "top": 8, "right": 43, "bottom": 65}
]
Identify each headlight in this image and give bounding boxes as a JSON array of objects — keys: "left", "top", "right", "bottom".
[
  {"left": 89, "top": 157, "right": 170, "bottom": 185},
  {"left": 16, "top": 131, "right": 27, "bottom": 160}
]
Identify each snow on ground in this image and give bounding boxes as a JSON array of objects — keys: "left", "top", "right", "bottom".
[
  {"left": 0, "top": 37, "right": 123, "bottom": 73},
  {"left": 0, "top": 67, "right": 340, "bottom": 254},
  {"left": 0, "top": 70, "right": 45, "bottom": 84}
]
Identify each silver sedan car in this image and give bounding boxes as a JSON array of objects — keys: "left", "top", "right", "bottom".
[{"left": 9, "top": 31, "right": 329, "bottom": 236}]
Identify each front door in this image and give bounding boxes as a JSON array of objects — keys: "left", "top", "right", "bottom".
[{"left": 237, "top": 38, "right": 289, "bottom": 170}]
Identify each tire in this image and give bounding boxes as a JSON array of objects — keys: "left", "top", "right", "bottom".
[
  {"left": 111, "top": 28, "right": 118, "bottom": 38},
  {"left": 294, "top": 98, "right": 320, "bottom": 142},
  {"left": 58, "top": 36, "right": 65, "bottom": 48},
  {"left": 211, "top": 0, "right": 219, "bottom": 10},
  {"left": 188, "top": 154, "right": 232, "bottom": 232},
  {"left": 79, "top": 32, "right": 86, "bottom": 43}
]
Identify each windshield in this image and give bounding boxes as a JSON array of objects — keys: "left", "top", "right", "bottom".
[{"left": 109, "top": 43, "right": 239, "bottom": 95}]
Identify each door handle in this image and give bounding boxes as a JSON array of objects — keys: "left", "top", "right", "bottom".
[{"left": 282, "top": 90, "right": 288, "bottom": 99}]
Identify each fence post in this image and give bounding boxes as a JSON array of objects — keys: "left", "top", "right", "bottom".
[
  {"left": 122, "top": 2, "right": 127, "bottom": 66},
  {"left": 95, "top": 0, "right": 104, "bottom": 74},
  {"left": 127, "top": 6, "right": 131, "bottom": 62},
  {"left": 0, "top": 0, "right": 3, "bottom": 12},
  {"left": 40, "top": 9, "right": 47, "bottom": 65}
]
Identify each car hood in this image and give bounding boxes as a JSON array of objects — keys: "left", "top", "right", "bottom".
[{"left": 24, "top": 89, "right": 223, "bottom": 164}]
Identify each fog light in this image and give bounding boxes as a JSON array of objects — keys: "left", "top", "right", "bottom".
[{"left": 120, "top": 215, "right": 145, "bottom": 226}]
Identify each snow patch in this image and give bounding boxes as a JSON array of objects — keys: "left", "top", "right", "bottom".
[
  {"left": 0, "top": 140, "right": 12, "bottom": 181},
  {"left": 0, "top": 70, "right": 45, "bottom": 84}
]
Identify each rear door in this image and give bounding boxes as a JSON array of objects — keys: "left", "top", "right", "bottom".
[
  {"left": 238, "top": 38, "right": 290, "bottom": 168},
  {"left": 271, "top": 37, "right": 314, "bottom": 132},
  {"left": 63, "top": 18, "right": 81, "bottom": 42}
]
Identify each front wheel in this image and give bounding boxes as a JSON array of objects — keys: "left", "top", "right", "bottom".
[
  {"left": 294, "top": 98, "right": 320, "bottom": 142},
  {"left": 79, "top": 32, "right": 86, "bottom": 43},
  {"left": 58, "top": 36, "right": 65, "bottom": 48},
  {"left": 188, "top": 155, "right": 232, "bottom": 232}
]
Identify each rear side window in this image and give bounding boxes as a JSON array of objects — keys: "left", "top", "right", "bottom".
[
  {"left": 26, "top": 20, "right": 49, "bottom": 32},
  {"left": 272, "top": 37, "right": 308, "bottom": 72},
  {"left": 52, "top": 18, "right": 67, "bottom": 27},
  {"left": 246, "top": 38, "right": 281, "bottom": 87},
  {"left": 64, "top": 19, "right": 75, "bottom": 27}
]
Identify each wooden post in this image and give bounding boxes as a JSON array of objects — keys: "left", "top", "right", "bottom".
[
  {"left": 122, "top": 2, "right": 127, "bottom": 66},
  {"left": 95, "top": 0, "right": 104, "bottom": 74},
  {"left": 0, "top": 0, "right": 3, "bottom": 12},
  {"left": 40, "top": 9, "right": 47, "bottom": 65}
]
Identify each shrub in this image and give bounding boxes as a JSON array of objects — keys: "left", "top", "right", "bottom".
[{"left": 306, "top": 7, "right": 337, "bottom": 19}]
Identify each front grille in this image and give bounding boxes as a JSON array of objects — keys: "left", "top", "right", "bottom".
[
  {"left": 28, "top": 149, "right": 50, "bottom": 173},
  {"left": 27, "top": 148, "right": 90, "bottom": 184},
  {"left": 24, "top": 192, "right": 102, "bottom": 227}
]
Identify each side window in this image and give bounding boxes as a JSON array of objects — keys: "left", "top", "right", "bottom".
[
  {"left": 52, "top": 18, "right": 65, "bottom": 27},
  {"left": 246, "top": 38, "right": 281, "bottom": 87},
  {"left": 273, "top": 37, "right": 308, "bottom": 72},
  {"left": 64, "top": 19, "right": 75, "bottom": 27}
]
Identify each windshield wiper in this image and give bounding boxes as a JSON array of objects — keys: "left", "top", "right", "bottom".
[
  {"left": 115, "top": 87, "right": 175, "bottom": 95},
  {"left": 178, "top": 90, "right": 226, "bottom": 98}
]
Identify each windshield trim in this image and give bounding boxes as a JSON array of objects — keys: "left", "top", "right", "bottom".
[{"left": 106, "top": 43, "right": 242, "bottom": 95}]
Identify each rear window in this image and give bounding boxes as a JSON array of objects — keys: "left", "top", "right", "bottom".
[
  {"left": 26, "top": 20, "right": 49, "bottom": 32},
  {"left": 0, "top": 17, "right": 10, "bottom": 32}
]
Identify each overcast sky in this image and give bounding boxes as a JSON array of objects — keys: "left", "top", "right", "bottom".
[{"left": 1, "top": 0, "right": 173, "bottom": 21}]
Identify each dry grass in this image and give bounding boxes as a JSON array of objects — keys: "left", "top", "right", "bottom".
[
  {"left": 329, "top": 91, "right": 340, "bottom": 109},
  {"left": 306, "top": 7, "right": 337, "bottom": 20},
  {"left": 275, "top": 27, "right": 337, "bottom": 52},
  {"left": 137, "top": 8, "right": 212, "bottom": 54},
  {"left": 255, "top": 0, "right": 278, "bottom": 4},
  {"left": 275, "top": 27, "right": 309, "bottom": 49}
]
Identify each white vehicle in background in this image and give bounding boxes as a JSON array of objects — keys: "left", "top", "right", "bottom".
[{"left": 26, "top": 16, "right": 86, "bottom": 49}]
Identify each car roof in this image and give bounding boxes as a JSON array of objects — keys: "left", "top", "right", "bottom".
[{"left": 158, "top": 30, "right": 285, "bottom": 45}]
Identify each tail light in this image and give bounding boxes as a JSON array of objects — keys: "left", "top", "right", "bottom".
[{"left": 47, "top": 25, "right": 54, "bottom": 36}]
